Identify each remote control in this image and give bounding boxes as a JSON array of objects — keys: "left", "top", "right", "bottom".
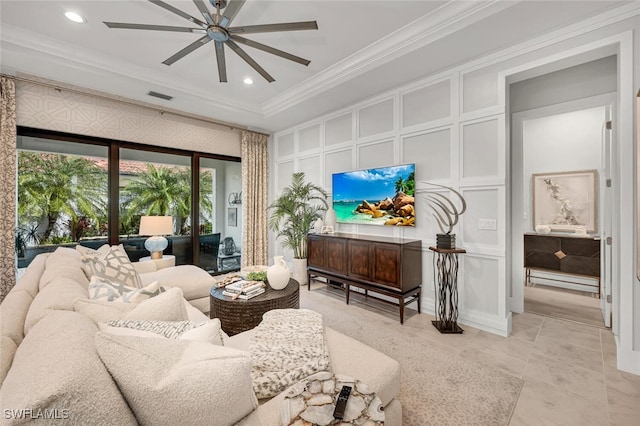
[{"left": 333, "top": 385, "right": 352, "bottom": 419}]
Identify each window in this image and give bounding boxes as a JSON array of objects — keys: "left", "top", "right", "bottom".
[
  {"left": 16, "top": 135, "right": 108, "bottom": 267},
  {"left": 15, "top": 128, "right": 241, "bottom": 274}
]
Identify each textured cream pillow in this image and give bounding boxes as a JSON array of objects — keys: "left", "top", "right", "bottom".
[
  {"left": 99, "top": 318, "right": 224, "bottom": 346},
  {"left": 95, "top": 332, "right": 258, "bottom": 426},
  {"left": 89, "top": 276, "right": 162, "bottom": 303},
  {"left": 75, "top": 287, "right": 188, "bottom": 323},
  {"left": 82, "top": 245, "right": 141, "bottom": 288},
  {"left": 1, "top": 311, "right": 137, "bottom": 425}
]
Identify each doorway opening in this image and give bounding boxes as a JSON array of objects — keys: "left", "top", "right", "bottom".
[{"left": 507, "top": 52, "right": 617, "bottom": 329}]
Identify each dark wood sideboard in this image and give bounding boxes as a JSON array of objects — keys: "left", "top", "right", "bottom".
[
  {"left": 307, "top": 233, "right": 422, "bottom": 323},
  {"left": 523, "top": 233, "right": 601, "bottom": 296}
]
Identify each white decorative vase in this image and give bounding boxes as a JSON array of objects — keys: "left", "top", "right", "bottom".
[
  {"left": 324, "top": 207, "right": 337, "bottom": 229},
  {"left": 292, "top": 258, "right": 308, "bottom": 286},
  {"left": 267, "top": 256, "right": 290, "bottom": 290}
]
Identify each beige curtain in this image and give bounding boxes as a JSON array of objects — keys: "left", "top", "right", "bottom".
[
  {"left": 0, "top": 77, "right": 17, "bottom": 302},
  {"left": 241, "top": 131, "right": 269, "bottom": 267}
]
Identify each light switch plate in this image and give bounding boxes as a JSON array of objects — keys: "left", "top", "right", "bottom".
[{"left": 479, "top": 218, "right": 497, "bottom": 230}]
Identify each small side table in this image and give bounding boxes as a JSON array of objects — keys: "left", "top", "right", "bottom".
[
  {"left": 139, "top": 255, "right": 176, "bottom": 270},
  {"left": 210, "top": 279, "right": 300, "bottom": 336},
  {"left": 429, "top": 247, "right": 465, "bottom": 334}
]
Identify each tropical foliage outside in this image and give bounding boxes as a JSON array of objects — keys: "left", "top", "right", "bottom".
[{"left": 16, "top": 151, "right": 214, "bottom": 254}]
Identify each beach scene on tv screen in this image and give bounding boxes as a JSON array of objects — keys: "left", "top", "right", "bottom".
[{"left": 332, "top": 164, "right": 415, "bottom": 227}]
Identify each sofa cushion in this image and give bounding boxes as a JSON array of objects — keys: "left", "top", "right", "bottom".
[
  {"left": 88, "top": 276, "right": 163, "bottom": 303},
  {"left": 15, "top": 253, "right": 48, "bottom": 299},
  {"left": 140, "top": 265, "right": 215, "bottom": 300},
  {"left": 74, "top": 287, "right": 188, "bottom": 323},
  {"left": 95, "top": 332, "right": 258, "bottom": 426},
  {"left": 0, "top": 311, "right": 137, "bottom": 425},
  {"left": 24, "top": 277, "right": 89, "bottom": 335},
  {"left": 0, "top": 289, "right": 33, "bottom": 347},
  {"left": 0, "top": 336, "right": 18, "bottom": 384},
  {"left": 99, "top": 318, "right": 224, "bottom": 345},
  {"left": 40, "top": 247, "right": 89, "bottom": 290},
  {"left": 82, "top": 245, "right": 142, "bottom": 288}
]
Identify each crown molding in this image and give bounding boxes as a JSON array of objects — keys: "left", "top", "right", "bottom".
[
  {"left": 0, "top": 23, "right": 262, "bottom": 117},
  {"left": 261, "top": 0, "right": 518, "bottom": 117}
]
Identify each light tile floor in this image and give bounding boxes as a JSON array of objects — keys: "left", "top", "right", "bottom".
[{"left": 303, "top": 284, "right": 640, "bottom": 425}]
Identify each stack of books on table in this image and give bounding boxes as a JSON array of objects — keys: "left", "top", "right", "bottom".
[{"left": 222, "top": 280, "right": 266, "bottom": 300}]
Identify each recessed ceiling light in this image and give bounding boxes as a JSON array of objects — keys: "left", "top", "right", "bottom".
[
  {"left": 64, "top": 11, "right": 85, "bottom": 24},
  {"left": 243, "top": 77, "right": 254, "bottom": 85}
]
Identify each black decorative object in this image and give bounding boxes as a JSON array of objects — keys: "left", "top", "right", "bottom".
[
  {"left": 436, "top": 233, "right": 456, "bottom": 249},
  {"left": 430, "top": 246, "right": 465, "bottom": 334}
]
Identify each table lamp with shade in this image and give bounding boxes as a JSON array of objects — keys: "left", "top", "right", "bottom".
[{"left": 139, "top": 216, "right": 173, "bottom": 259}]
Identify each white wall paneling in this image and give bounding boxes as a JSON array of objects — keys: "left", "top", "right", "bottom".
[
  {"left": 276, "top": 160, "right": 294, "bottom": 193},
  {"left": 297, "top": 123, "right": 321, "bottom": 153},
  {"left": 402, "top": 127, "right": 452, "bottom": 183},
  {"left": 461, "top": 255, "right": 499, "bottom": 316},
  {"left": 357, "top": 97, "right": 395, "bottom": 140},
  {"left": 325, "top": 112, "right": 354, "bottom": 146},
  {"left": 401, "top": 78, "right": 451, "bottom": 129},
  {"left": 461, "top": 65, "right": 500, "bottom": 114},
  {"left": 461, "top": 187, "right": 500, "bottom": 247},
  {"left": 276, "top": 132, "right": 294, "bottom": 158},
  {"left": 324, "top": 148, "right": 355, "bottom": 193},
  {"left": 297, "top": 155, "right": 322, "bottom": 187},
  {"left": 357, "top": 139, "right": 396, "bottom": 169},
  {"left": 271, "top": 11, "right": 639, "bottom": 352},
  {"left": 460, "top": 116, "right": 503, "bottom": 182}
]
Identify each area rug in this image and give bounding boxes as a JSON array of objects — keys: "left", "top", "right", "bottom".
[{"left": 301, "top": 286, "right": 524, "bottom": 426}]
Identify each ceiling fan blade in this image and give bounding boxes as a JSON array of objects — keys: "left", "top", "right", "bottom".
[
  {"left": 226, "top": 39, "right": 274, "bottom": 83},
  {"left": 103, "top": 22, "right": 206, "bottom": 33},
  {"left": 219, "top": 0, "right": 246, "bottom": 28},
  {"left": 162, "top": 35, "right": 212, "bottom": 66},
  {"left": 148, "top": 0, "right": 207, "bottom": 28},
  {"left": 230, "top": 35, "right": 310, "bottom": 66},
  {"left": 192, "top": 0, "right": 215, "bottom": 25},
  {"left": 215, "top": 41, "right": 227, "bottom": 83},
  {"left": 229, "top": 21, "right": 318, "bottom": 34}
]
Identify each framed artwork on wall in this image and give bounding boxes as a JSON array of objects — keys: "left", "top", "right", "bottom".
[
  {"left": 532, "top": 169, "right": 598, "bottom": 233},
  {"left": 228, "top": 207, "right": 237, "bottom": 227}
]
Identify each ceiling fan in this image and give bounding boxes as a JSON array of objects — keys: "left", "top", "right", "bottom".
[{"left": 104, "top": 0, "right": 318, "bottom": 83}]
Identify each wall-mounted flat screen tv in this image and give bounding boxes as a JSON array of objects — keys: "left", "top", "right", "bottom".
[{"left": 332, "top": 163, "right": 415, "bottom": 227}]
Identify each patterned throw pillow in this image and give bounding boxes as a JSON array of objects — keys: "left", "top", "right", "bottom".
[
  {"left": 89, "top": 276, "right": 163, "bottom": 303},
  {"left": 82, "top": 245, "right": 142, "bottom": 288},
  {"left": 100, "top": 319, "right": 224, "bottom": 346}
]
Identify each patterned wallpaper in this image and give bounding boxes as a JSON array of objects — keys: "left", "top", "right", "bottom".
[{"left": 15, "top": 81, "right": 242, "bottom": 157}]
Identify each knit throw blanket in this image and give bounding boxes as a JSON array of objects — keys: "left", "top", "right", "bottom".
[{"left": 249, "top": 309, "right": 331, "bottom": 399}]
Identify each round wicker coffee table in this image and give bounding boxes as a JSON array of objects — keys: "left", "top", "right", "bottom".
[{"left": 209, "top": 279, "right": 300, "bottom": 336}]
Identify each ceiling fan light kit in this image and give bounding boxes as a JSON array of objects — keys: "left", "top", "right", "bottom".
[{"left": 104, "top": 0, "right": 318, "bottom": 83}]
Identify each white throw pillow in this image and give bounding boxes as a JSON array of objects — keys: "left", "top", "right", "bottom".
[
  {"left": 89, "top": 276, "right": 162, "bottom": 303},
  {"left": 75, "top": 287, "right": 188, "bottom": 323},
  {"left": 95, "top": 332, "right": 258, "bottom": 426},
  {"left": 1, "top": 312, "right": 137, "bottom": 425},
  {"left": 99, "top": 318, "right": 224, "bottom": 346},
  {"left": 82, "top": 245, "right": 142, "bottom": 288}
]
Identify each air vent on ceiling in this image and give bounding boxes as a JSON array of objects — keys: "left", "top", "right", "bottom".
[{"left": 147, "top": 91, "right": 173, "bottom": 101}]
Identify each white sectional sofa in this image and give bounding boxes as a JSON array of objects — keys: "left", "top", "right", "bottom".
[{"left": 0, "top": 248, "right": 402, "bottom": 425}]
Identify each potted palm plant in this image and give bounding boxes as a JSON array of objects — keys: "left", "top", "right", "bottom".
[{"left": 269, "top": 172, "right": 328, "bottom": 286}]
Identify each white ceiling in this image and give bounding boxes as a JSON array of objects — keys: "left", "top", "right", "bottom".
[{"left": 0, "top": 1, "right": 627, "bottom": 133}]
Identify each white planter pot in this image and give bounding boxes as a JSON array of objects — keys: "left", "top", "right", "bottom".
[
  {"left": 292, "top": 258, "right": 308, "bottom": 286},
  {"left": 267, "top": 256, "right": 290, "bottom": 290}
]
